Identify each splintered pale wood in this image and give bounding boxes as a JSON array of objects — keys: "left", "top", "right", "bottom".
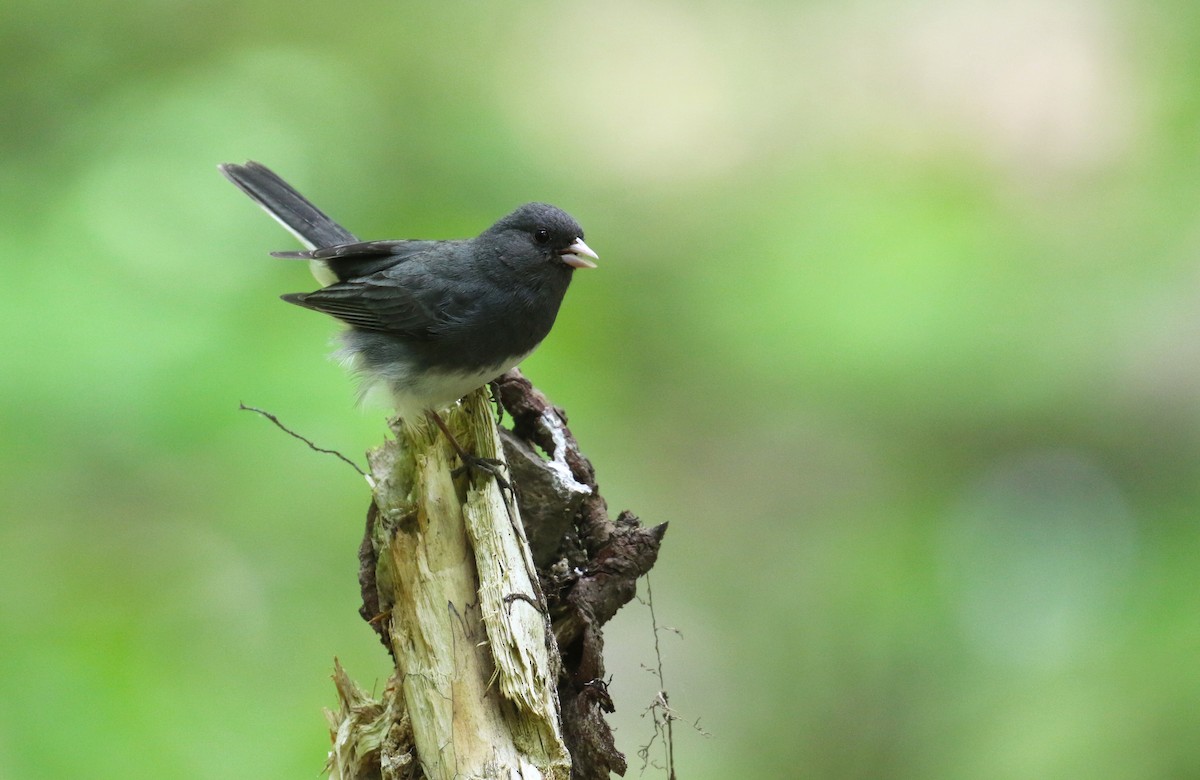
[
  {"left": 325, "top": 660, "right": 414, "bottom": 779},
  {"left": 354, "top": 388, "right": 570, "bottom": 780},
  {"left": 460, "top": 393, "right": 566, "bottom": 756}
]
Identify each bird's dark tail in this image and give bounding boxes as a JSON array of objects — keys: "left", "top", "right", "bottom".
[{"left": 219, "top": 161, "right": 358, "bottom": 249}]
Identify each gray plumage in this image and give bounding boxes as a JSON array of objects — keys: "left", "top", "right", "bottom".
[{"left": 220, "top": 161, "right": 597, "bottom": 419}]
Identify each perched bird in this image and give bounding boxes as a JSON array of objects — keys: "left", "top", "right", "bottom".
[{"left": 220, "top": 161, "right": 597, "bottom": 477}]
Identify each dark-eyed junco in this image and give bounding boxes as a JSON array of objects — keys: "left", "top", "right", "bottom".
[{"left": 220, "top": 161, "right": 596, "bottom": 476}]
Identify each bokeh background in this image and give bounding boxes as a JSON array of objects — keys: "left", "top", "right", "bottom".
[{"left": 5, "top": 0, "right": 1200, "bottom": 777}]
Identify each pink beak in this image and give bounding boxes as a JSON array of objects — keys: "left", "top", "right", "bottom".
[{"left": 560, "top": 239, "right": 599, "bottom": 269}]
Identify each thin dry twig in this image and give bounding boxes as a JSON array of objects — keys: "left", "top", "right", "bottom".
[
  {"left": 239, "top": 402, "right": 366, "bottom": 477},
  {"left": 638, "top": 573, "right": 677, "bottom": 780}
]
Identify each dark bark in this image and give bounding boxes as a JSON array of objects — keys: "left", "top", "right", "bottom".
[{"left": 492, "top": 370, "right": 668, "bottom": 779}]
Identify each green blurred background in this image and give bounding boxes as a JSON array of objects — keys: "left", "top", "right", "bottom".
[{"left": 4, "top": 0, "right": 1200, "bottom": 777}]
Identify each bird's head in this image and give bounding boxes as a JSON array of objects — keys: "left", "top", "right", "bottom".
[{"left": 484, "top": 203, "right": 598, "bottom": 272}]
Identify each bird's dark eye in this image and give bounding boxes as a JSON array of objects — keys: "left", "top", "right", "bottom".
[{"left": 534, "top": 227, "right": 550, "bottom": 245}]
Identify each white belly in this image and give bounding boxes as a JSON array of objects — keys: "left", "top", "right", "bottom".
[{"left": 351, "top": 351, "right": 532, "bottom": 421}]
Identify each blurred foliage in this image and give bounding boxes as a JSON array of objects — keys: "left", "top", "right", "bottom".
[{"left": 4, "top": 0, "right": 1200, "bottom": 777}]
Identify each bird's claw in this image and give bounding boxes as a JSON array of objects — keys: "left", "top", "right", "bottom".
[{"left": 451, "top": 454, "right": 511, "bottom": 492}]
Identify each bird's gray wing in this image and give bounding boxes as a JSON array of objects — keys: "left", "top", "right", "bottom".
[{"left": 282, "top": 267, "right": 476, "bottom": 339}]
